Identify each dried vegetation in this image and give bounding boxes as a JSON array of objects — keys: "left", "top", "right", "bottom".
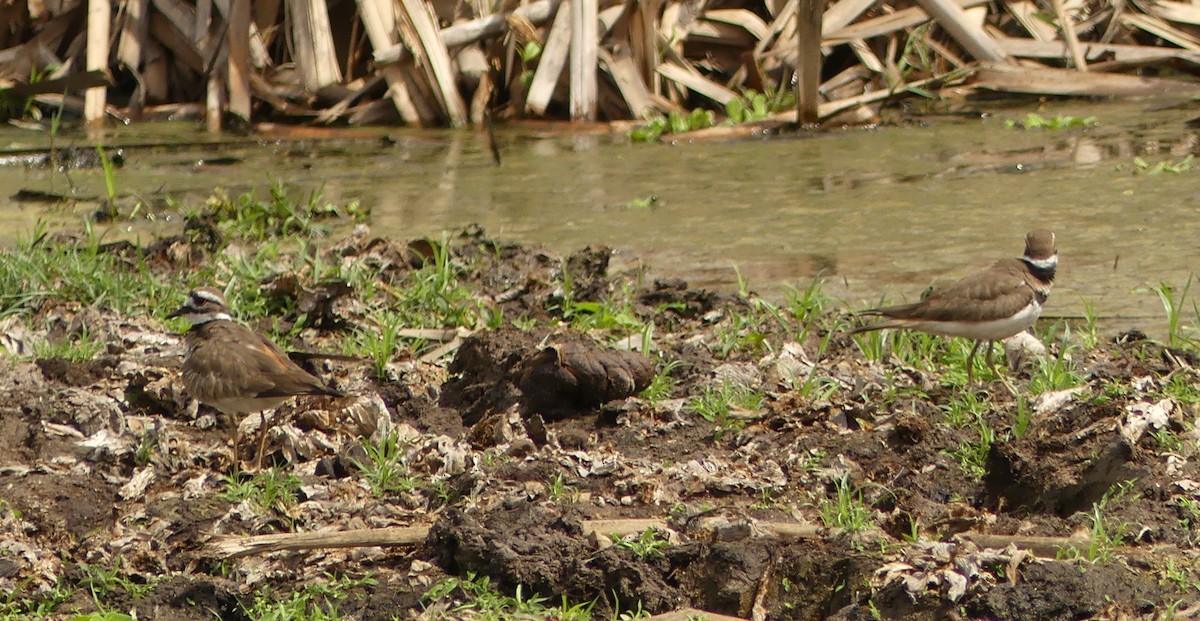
[{"left": 2, "top": 0, "right": 1200, "bottom": 131}]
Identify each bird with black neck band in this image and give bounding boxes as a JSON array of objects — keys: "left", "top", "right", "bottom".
[
  {"left": 849, "top": 230, "right": 1058, "bottom": 385},
  {"left": 169, "top": 287, "right": 343, "bottom": 470}
]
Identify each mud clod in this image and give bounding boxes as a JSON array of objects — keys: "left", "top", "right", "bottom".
[{"left": 518, "top": 339, "right": 655, "bottom": 419}]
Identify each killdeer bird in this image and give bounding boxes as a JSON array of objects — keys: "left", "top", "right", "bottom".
[
  {"left": 169, "top": 287, "right": 342, "bottom": 469},
  {"left": 849, "top": 229, "right": 1057, "bottom": 384}
]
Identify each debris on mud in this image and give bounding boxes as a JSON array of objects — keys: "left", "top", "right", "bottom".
[{"left": 1, "top": 216, "right": 1199, "bottom": 620}]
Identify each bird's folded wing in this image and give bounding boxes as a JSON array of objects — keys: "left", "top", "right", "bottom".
[
  {"left": 912, "top": 267, "right": 1033, "bottom": 322},
  {"left": 244, "top": 336, "right": 332, "bottom": 397},
  {"left": 183, "top": 340, "right": 280, "bottom": 402}
]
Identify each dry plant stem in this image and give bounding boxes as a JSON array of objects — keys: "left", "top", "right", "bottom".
[
  {"left": 211, "top": 525, "right": 431, "bottom": 558},
  {"left": 1006, "top": 0, "right": 1057, "bottom": 40},
  {"left": 822, "top": 0, "right": 879, "bottom": 34},
  {"left": 225, "top": 0, "right": 252, "bottom": 120},
  {"left": 399, "top": 0, "right": 469, "bottom": 125},
  {"left": 1051, "top": 0, "right": 1088, "bottom": 71},
  {"left": 208, "top": 518, "right": 1094, "bottom": 560},
  {"left": 974, "top": 62, "right": 1200, "bottom": 96},
  {"left": 526, "top": 0, "right": 574, "bottom": 115},
  {"left": 1122, "top": 13, "right": 1200, "bottom": 50},
  {"left": 117, "top": 0, "right": 152, "bottom": 68},
  {"left": 826, "top": 0, "right": 989, "bottom": 42},
  {"left": 912, "top": 0, "right": 1007, "bottom": 61},
  {"left": 570, "top": 0, "right": 599, "bottom": 120},
  {"left": 994, "top": 36, "right": 1200, "bottom": 65},
  {"left": 374, "top": 0, "right": 560, "bottom": 65},
  {"left": 286, "top": 0, "right": 342, "bottom": 90},
  {"left": 85, "top": 0, "right": 112, "bottom": 126},
  {"left": 356, "top": 0, "right": 423, "bottom": 124},
  {"left": 643, "top": 609, "right": 751, "bottom": 621},
  {"left": 796, "top": 0, "right": 823, "bottom": 124}
]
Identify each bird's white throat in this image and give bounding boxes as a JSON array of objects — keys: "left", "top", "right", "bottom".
[{"left": 1024, "top": 255, "right": 1057, "bottom": 271}]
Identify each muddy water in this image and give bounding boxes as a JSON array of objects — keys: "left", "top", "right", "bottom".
[{"left": 1, "top": 97, "right": 1198, "bottom": 334}]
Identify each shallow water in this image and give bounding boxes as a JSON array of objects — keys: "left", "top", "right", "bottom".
[{"left": 1, "top": 97, "right": 1198, "bottom": 335}]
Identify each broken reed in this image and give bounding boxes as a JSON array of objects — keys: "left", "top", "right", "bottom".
[{"left": 6, "top": 0, "right": 1200, "bottom": 131}]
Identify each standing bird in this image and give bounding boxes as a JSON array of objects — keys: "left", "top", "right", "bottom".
[
  {"left": 169, "top": 287, "right": 343, "bottom": 469},
  {"left": 849, "top": 230, "right": 1057, "bottom": 384}
]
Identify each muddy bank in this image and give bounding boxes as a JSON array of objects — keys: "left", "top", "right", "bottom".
[{"left": 0, "top": 219, "right": 1198, "bottom": 620}]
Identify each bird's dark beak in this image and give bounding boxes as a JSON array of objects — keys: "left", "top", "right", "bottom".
[{"left": 166, "top": 306, "right": 185, "bottom": 319}]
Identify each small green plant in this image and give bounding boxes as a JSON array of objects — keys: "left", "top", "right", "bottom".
[
  {"left": 793, "top": 370, "right": 838, "bottom": 403},
  {"left": 346, "top": 310, "right": 408, "bottom": 379},
  {"left": 133, "top": 431, "right": 156, "bottom": 467},
  {"left": 69, "top": 612, "right": 136, "bottom": 621},
  {"left": 639, "top": 357, "right": 683, "bottom": 406},
  {"left": 1126, "top": 154, "right": 1196, "bottom": 175},
  {"left": 422, "top": 572, "right": 564, "bottom": 620},
  {"left": 547, "top": 473, "right": 579, "bottom": 503},
  {"left": 784, "top": 277, "right": 832, "bottom": 343},
  {"left": 817, "top": 473, "right": 875, "bottom": 534},
  {"left": 939, "top": 390, "right": 989, "bottom": 428},
  {"left": 204, "top": 181, "right": 364, "bottom": 241},
  {"left": 98, "top": 146, "right": 118, "bottom": 201},
  {"left": 1059, "top": 481, "right": 1134, "bottom": 564},
  {"left": 687, "top": 381, "right": 764, "bottom": 439},
  {"left": 851, "top": 329, "right": 888, "bottom": 364},
  {"left": 354, "top": 431, "right": 418, "bottom": 496},
  {"left": 390, "top": 238, "right": 481, "bottom": 332},
  {"left": 945, "top": 413, "right": 996, "bottom": 480},
  {"left": 1145, "top": 277, "right": 1197, "bottom": 348},
  {"left": 77, "top": 558, "right": 154, "bottom": 616},
  {"left": 1092, "top": 379, "right": 1132, "bottom": 405},
  {"left": 896, "top": 23, "right": 937, "bottom": 83},
  {"left": 1005, "top": 112, "right": 1097, "bottom": 130},
  {"left": 622, "top": 195, "right": 658, "bottom": 210},
  {"left": 1175, "top": 496, "right": 1200, "bottom": 532},
  {"left": 1027, "top": 330, "right": 1084, "bottom": 394},
  {"left": 1163, "top": 372, "right": 1200, "bottom": 404},
  {"left": 714, "top": 306, "right": 772, "bottom": 358},
  {"left": 723, "top": 87, "right": 795, "bottom": 123},
  {"left": 1150, "top": 427, "right": 1184, "bottom": 453},
  {"left": 555, "top": 269, "right": 643, "bottom": 336},
  {"left": 1011, "top": 396, "right": 1032, "bottom": 439},
  {"left": 517, "top": 41, "right": 543, "bottom": 89},
  {"left": 1078, "top": 297, "right": 1100, "bottom": 350},
  {"left": 244, "top": 573, "right": 376, "bottom": 621},
  {"left": 33, "top": 325, "right": 104, "bottom": 361},
  {"left": 630, "top": 108, "right": 717, "bottom": 142},
  {"left": 221, "top": 468, "right": 301, "bottom": 512},
  {"left": 1160, "top": 558, "right": 1200, "bottom": 596},
  {"left": 610, "top": 528, "right": 672, "bottom": 559},
  {"left": 0, "top": 221, "right": 181, "bottom": 320}
]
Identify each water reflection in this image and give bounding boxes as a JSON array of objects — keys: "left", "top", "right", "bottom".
[{"left": 0, "top": 97, "right": 1197, "bottom": 336}]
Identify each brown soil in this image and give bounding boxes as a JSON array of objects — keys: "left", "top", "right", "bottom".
[{"left": 1, "top": 231, "right": 1199, "bottom": 620}]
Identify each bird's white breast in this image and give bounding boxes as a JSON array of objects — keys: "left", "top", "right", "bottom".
[{"left": 911, "top": 300, "right": 1043, "bottom": 341}]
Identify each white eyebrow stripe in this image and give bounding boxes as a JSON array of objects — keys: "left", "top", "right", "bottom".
[{"left": 192, "top": 290, "right": 227, "bottom": 305}]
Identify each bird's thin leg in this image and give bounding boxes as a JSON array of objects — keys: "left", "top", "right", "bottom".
[
  {"left": 255, "top": 410, "right": 272, "bottom": 471},
  {"left": 984, "top": 341, "right": 1000, "bottom": 378},
  {"left": 229, "top": 420, "right": 241, "bottom": 473},
  {"left": 966, "top": 340, "right": 982, "bottom": 386}
]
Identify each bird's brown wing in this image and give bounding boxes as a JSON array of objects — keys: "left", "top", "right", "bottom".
[
  {"left": 186, "top": 323, "right": 339, "bottom": 401},
  {"left": 866, "top": 260, "right": 1035, "bottom": 323},
  {"left": 244, "top": 332, "right": 341, "bottom": 397}
]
